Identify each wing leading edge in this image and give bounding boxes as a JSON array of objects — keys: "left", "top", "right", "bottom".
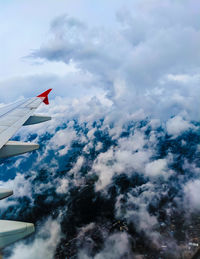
[
  {"left": 0, "top": 88, "right": 52, "bottom": 150},
  {"left": 0, "top": 89, "right": 52, "bottom": 250}
]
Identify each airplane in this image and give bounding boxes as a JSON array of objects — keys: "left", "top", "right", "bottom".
[{"left": 0, "top": 89, "right": 52, "bottom": 255}]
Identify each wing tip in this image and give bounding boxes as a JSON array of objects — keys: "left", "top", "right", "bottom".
[
  {"left": 37, "top": 89, "right": 52, "bottom": 105},
  {"left": 37, "top": 88, "right": 52, "bottom": 98}
]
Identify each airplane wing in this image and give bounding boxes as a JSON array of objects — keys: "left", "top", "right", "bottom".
[
  {"left": 0, "top": 88, "right": 52, "bottom": 151},
  {"left": 0, "top": 89, "right": 52, "bottom": 251}
]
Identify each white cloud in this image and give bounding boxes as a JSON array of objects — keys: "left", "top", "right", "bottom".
[
  {"left": 145, "top": 159, "right": 168, "bottom": 178},
  {"left": 166, "top": 116, "right": 194, "bottom": 136},
  {"left": 184, "top": 180, "right": 200, "bottom": 211},
  {"left": 8, "top": 218, "right": 61, "bottom": 259},
  {"left": 25, "top": 0, "right": 200, "bottom": 120},
  {"left": 0, "top": 0, "right": 199, "bottom": 122}
]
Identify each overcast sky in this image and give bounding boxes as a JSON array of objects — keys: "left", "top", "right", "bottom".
[{"left": 0, "top": 0, "right": 200, "bottom": 120}]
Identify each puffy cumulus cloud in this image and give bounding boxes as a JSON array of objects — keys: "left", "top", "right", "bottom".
[
  {"left": 7, "top": 218, "right": 61, "bottom": 259},
  {"left": 92, "top": 128, "right": 153, "bottom": 191},
  {"left": 145, "top": 159, "right": 170, "bottom": 179},
  {"left": 184, "top": 180, "right": 200, "bottom": 211},
  {"left": 30, "top": 0, "right": 200, "bottom": 120},
  {"left": 166, "top": 115, "right": 195, "bottom": 137},
  {"left": 50, "top": 126, "right": 78, "bottom": 155}
]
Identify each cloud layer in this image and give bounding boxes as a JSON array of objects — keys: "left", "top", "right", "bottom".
[
  {"left": 0, "top": 95, "right": 200, "bottom": 258},
  {"left": 30, "top": 0, "right": 200, "bottom": 119}
]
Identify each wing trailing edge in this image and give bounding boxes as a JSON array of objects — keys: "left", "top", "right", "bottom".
[
  {"left": 23, "top": 115, "right": 51, "bottom": 126},
  {"left": 0, "top": 189, "right": 13, "bottom": 200},
  {"left": 0, "top": 192, "right": 34, "bottom": 249},
  {"left": 0, "top": 141, "right": 39, "bottom": 159},
  {"left": 0, "top": 220, "right": 34, "bottom": 249}
]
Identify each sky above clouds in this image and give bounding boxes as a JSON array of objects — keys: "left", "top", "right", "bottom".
[{"left": 0, "top": 0, "right": 200, "bottom": 121}]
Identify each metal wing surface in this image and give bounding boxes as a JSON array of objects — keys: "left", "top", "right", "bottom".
[{"left": 0, "top": 89, "right": 52, "bottom": 150}]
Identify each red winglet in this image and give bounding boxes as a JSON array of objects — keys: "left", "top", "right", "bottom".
[{"left": 37, "top": 89, "right": 52, "bottom": 105}]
